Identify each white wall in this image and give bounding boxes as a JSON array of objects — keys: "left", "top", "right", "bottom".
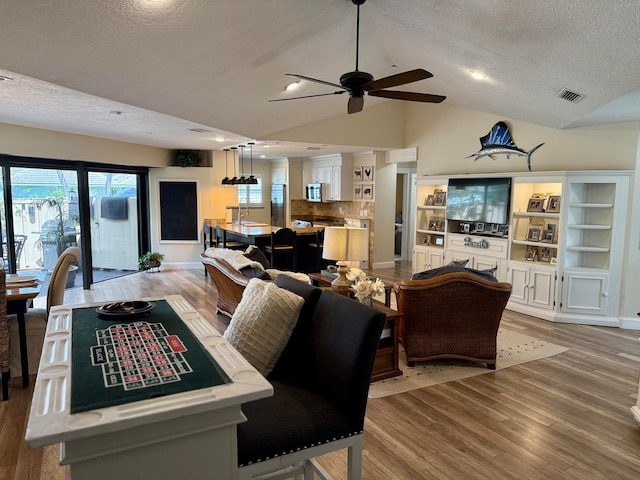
[{"left": 0, "top": 122, "right": 171, "bottom": 166}]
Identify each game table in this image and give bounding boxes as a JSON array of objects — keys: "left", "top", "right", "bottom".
[{"left": 25, "top": 295, "right": 273, "bottom": 480}]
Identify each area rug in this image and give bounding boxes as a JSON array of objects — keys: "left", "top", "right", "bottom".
[{"left": 368, "top": 328, "right": 568, "bottom": 398}]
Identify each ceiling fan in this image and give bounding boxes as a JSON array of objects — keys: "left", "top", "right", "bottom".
[{"left": 269, "top": 0, "right": 446, "bottom": 114}]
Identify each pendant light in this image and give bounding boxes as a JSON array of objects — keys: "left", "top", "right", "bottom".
[
  {"left": 229, "top": 147, "right": 239, "bottom": 185},
  {"left": 221, "top": 148, "right": 231, "bottom": 185},
  {"left": 247, "top": 142, "right": 258, "bottom": 184},
  {"left": 237, "top": 145, "right": 247, "bottom": 184}
]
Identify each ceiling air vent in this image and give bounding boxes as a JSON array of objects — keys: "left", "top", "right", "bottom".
[
  {"left": 557, "top": 88, "right": 585, "bottom": 104},
  {"left": 306, "top": 146, "right": 322, "bottom": 151}
]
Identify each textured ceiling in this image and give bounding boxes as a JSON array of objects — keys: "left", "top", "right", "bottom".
[{"left": 1, "top": 0, "right": 639, "bottom": 157}]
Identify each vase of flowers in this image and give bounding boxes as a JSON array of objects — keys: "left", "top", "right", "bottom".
[{"left": 346, "top": 267, "right": 385, "bottom": 305}]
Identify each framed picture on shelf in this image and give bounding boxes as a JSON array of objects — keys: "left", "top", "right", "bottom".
[
  {"left": 527, "top": 224, "right": 543, "bottom": 242},
  {"left": 526, "top": 245, "right": 538, "bottom": 262},
  {"left": 498, "top": 224, "right": 509, "bottom": 236},
  {"left": 362, "top": 184, "right": 373, "bottom": 200},
  {"left": 425, "top": 194, "right": 435, "bottom": 205},
  {"left": 463, "top": 223, "right": 471, "bottom": 233},
  {"left": 353, "top": 166, "right": 363, "bottom": 182},
  {"left": 527, "top": 198, "right": 544, "bottom": 212},
  {"left": 550, "top": 257, "right": 558, "bottom": 265},
  {"left": 353, "top": 184, "right": 363, "bottom": 199},
  {"left": 475, "top": 222, "right": 485, "bottom": 232},
  {"left": 540, "top": 247, "right": 551, "bottom": 262},
  {"left": 434, "top": 190, "right": 447, "bottom": 206},
  {"left": 546, "top": 195, "right": 561, "bottom": 213},
  {"left": 429, "top": 216, "right": 444, "bottom": 231},
  {"left": 540, "top": 229, "right": 555, "bottom": 243},
  {"left": 363, "top": 166, "right": 374, "bottom": 182},
  {"left": 434, "top": 236, "right": 444, "bottom": 247}
]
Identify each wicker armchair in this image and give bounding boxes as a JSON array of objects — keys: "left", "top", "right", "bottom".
[{"left": 394, "top": 272, "right": 512, "bottom": 369}]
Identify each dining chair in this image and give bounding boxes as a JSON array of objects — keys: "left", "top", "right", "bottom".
[
  {"left": 0, "top": 270, "right": 8, "bottom": 400},
  {"left": 264, "top": 227, "right": 297, "bottom": 271},
  {"left": 7, "top": 246, "right": 81, "bottom": 377}
]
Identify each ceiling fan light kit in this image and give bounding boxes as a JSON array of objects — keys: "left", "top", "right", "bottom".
[{"left": 269, "top": 0, "right": 445, "bottom": 114}]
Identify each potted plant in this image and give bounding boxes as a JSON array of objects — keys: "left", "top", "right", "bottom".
[
  {"left": 138, "top": 251, "right": 165, "bottom": 271},
  {"left": 174, "top": 149, "right": 200, "bottom": 168}
]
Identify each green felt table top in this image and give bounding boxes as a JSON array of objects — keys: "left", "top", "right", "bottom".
[{"left": 70, "top": 300, "right": 230, "bottom": 414}]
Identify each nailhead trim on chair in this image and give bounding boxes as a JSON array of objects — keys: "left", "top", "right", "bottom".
[{"left": 238, "top": 431, "right": 362, "bottom": 467}]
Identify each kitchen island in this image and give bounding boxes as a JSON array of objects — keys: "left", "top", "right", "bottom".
[{"left": 203, "top": 221, "right": 325, "bottom": 272}]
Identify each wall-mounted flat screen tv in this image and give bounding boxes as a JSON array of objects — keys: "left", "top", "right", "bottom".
[{"left": 446, "top": 177, "right": 511, "bottom": 225}]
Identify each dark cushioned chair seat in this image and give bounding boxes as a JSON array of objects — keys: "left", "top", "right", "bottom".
[
  {"left": 237, "top": 382, "right": 357, "bottom": 467},
  {"left": 411, "top": 264, "right": 497, "bottom": 282}
]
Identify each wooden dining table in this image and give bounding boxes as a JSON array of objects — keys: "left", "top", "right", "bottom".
[{"left": 6, "top": 270, "right": 46, "bottom": 388}]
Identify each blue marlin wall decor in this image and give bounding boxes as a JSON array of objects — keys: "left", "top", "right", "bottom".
[{"left": 466, "top": 121, "right": 544, "bottom": 171}]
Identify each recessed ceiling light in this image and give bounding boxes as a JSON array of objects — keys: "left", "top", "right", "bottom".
[
  {"left": 215, "top": 137, "right": 225, "bottom": 142},
  {"left": 470, "top": 70, "right": 486, "bottom": 81},
  {"left": 285, "top": 82, "right": 299, "bottom": 91},
  {"left": 259, "top": 155, "right": 267, "bottom": 158}
]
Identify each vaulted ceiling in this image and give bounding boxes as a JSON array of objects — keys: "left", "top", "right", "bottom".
[{"left": 1, "top": 0, "right": 639, "bottom": 158}]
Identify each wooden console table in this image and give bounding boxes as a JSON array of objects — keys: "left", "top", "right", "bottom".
[{"left": 308, "top": 273, "right": 402, "bottom": 382}]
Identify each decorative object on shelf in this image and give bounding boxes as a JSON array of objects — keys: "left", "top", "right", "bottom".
[
  {"left": 527, "top": 198, "right": 544, "bottom": 212},
  {"left": 463, "top": 237, "right": 489, "bottom": 249},
  {"left": 429, "top": 216, "right": 444, "bottom": 231},
  {"left": 346, "top": 267, "right": 384, "bottom": 305},
  {"left": 423, "top": 234, "right": 431, "bottom": 245},
  {"left": 425, "top": 194, "right": 435, "bottom": 205},
  {"left": 362, "top": 184, "right": 373, "bottom": 200},
  {"left": 526, "top": 245, "right": 538, "bottom": 261},
  {"left": 545, "top": 195, "right": 561, "bottom": 213},
  {"left": 321, "top": 226, "right": 369, "bottom": 296},
  {"left": 363, "top": 165, "right": 374, "bottom": 182},
  {"left": 527, "top": 224, "right": 543, "bottom": 242},
  {"left": 353, "top": 166, "right": 362, "bottom": 182},
  {"left": 433, "top": 190, "right": 446, "bottom": 206},
  {"left": 138, "top": 251, "right": 164, "bottom": 271},
  {"left": 541, "top": 229, "right": 555, "bottom": 243},
  {"left": 465, "top": 121, "right": 544, "bottom": 171},
  {"left": 540, "top": 247, "right": 551, "bottom": 262}
]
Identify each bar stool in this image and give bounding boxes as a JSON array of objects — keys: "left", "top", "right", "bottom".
[
  {"left": 307, "top": 228, "right": 327, "bottom": 272},
  {"left": 264, "top": 227, "right": 297, "bottom": 271},
  {"left": 215, "top": 225, "right": 245, "bottom": 250}
]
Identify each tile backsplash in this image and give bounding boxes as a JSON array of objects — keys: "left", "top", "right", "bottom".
[{"left": 290, "top": 200, "right": 374, "bottom": 224}]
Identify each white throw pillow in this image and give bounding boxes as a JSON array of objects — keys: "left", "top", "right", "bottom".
[{"left": 223, "top": 278, "right": 304, "bottom": 376}]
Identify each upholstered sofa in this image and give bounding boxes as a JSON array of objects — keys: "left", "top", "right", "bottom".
[{"left": 200, "top": 248, "right": 310, "bottom": 317}]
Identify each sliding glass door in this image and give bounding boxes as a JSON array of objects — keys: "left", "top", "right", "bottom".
[{"left": 88, "top": 171, "right": 139, "bottom": 282}]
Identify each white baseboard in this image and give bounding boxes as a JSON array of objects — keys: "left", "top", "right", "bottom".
[
  {"left": 372, "top": 261, "right": 396, "bottom": 269},
  {"left": 619, "top": 316, "right": 640, "bottom": 330}
]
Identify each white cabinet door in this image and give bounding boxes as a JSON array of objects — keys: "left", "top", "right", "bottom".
[
  {"left": 507, "top": 262, "right": 556, "bottom": 310},
  {"left": 561, "top": 270, "right": 610, "bottom": 315},
  {"left": 412, "top": 248, "right": 428, "bottom": 273},
  {"left": 444, "top": 250, "right": 472, "bottom": 266},
  {"left": 508, "top": 262, "right": 529, "bottom": 305},
  {"left": 427, "top": 248, "right": 444, "bottom": 270},
  {"left": 528, "top": 267, "right": 556, "bottom": 310}
]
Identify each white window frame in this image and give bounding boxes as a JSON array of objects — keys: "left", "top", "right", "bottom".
[{"left": 237, "top": 175, "right": 264, "bottom": 207}]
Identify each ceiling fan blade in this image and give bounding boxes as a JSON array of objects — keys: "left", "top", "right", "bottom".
[
  {"left": 368, "top": 89, "right": 446, "bottom": 103},
  {"left": 364, "top": 68, "right": 433, "bottom": 91},
  {"left": 269, "top": 91, "right": 346, "bottom": 102},
  {"left": 285, "top": 73, "right": 344, "bottom": 90},
  {"left": 348, "top": 96, "right": 364, "bottom": 114}
]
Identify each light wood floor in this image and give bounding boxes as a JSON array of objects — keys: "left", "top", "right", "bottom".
[{"left": 2, "top": 262, "right": 640, "bottom": 480}]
